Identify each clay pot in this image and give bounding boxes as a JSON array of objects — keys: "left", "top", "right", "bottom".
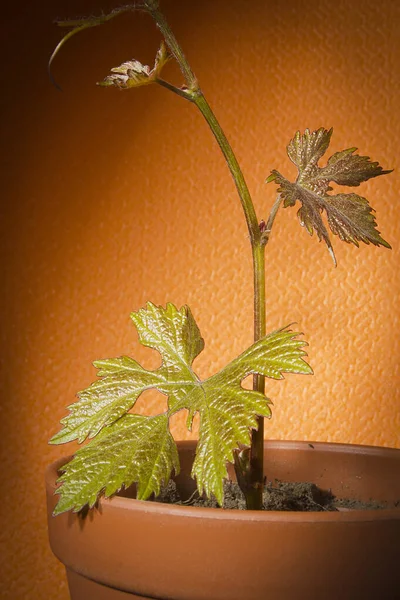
[{"left": 46, "top": 440, "right": 400, "bottom": 600}]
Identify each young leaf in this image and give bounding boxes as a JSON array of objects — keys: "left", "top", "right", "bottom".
[
  {"left": 53, "top": 413, "right": 179, "bottom": 515},
  {"left": 267, "top": 128, "right": 392, "bottom": 265},
  {"left": 130, "top": 301, "right": 204, "bottom": 368},
  {"left": 97, "top": 41, "right": 171, "bottom": 89},
  {"left": 49, "top": 357, "right": 164, "bottom": 444},
  {"left": 50, "top": 303, "right": 204, "bottom": 445},
  {"left": 174, "top": 327, "right": 312, "bottom": 504},
  {"left": 52, "top": 303, "right": 311, "bottom": 514}
]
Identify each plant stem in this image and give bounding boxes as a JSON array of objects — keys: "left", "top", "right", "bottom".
[
  {"left": 192, "top": 93, "right": 268, "bottom": 510},
  {"left": 148, "top": 3, "right": 276, "bottom": 510},
  {"left": 247, "top": 245, "right": 266, "bottom": 509},
  {"left": 145, "top": 0, "right": 198, "bottom": 90},
  {"left": 156, "top": 77, "right": 194, "bottom": 101},
  {"left": 193, "top": 94, "right": 260, "bottom": 244},
  {"left": 262, "top": 194, "right": 283, "bottom": 244}
]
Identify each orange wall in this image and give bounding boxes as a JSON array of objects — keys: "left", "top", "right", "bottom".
[{"left": 1, "top": 0, "right": 399, "bottom": 597}]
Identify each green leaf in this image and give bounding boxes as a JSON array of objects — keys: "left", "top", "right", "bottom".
[
  {"left": 130, "top": 302, "right": 204, "bottom": 368},
  {"left": 53, "top": 414, "right": 179, "bottom": 515},
  {"left": 49, "top": 356, "right": 163, "bottom": 444},
  {"left": 171, "top": 327, "right": 312, "bottom": 504},
  {"left": 97, "top": 41, "right": 171, "bottom": 89},
  {"left": 50, "top": 303, "right": 203, "bottom": 445},
  {"left": 220, "top": 327, "right": 313, "bottom": 381},
  {"left": 51, "top": 304, "right": 311, "bottom": 513},
  {"left": 267, "top": 128, "right": 392, "bottom": 265}
]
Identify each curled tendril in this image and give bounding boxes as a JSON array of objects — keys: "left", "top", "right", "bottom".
[{"left": 48, "top": 4, "right": 147, "bottom": 91}]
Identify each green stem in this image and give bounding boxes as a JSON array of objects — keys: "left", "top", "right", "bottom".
[
  {"left": 145, "top": 0, "right": 198, "bottom": 90},
  {"left": 246, "top": 245, "right": 266, "bottom": 509},
  {"left": 148, "top": 2, "right": 274, "bottom": 510},
  {"left": 156, "top": 77, "right": 194, "bottom": 101},
  {"left": 193, "top": 94, "right": 260, "bottom": 244},
  {"left": 262, "top": 194, "right": 283, "bottom": 245},
  {"left": 192, "top": 93, "right": 267, "bottom": 509}
]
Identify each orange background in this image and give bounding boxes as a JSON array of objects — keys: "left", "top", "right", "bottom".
[{"left": 1, "top": 0, "right": 399, "bottom": 598}]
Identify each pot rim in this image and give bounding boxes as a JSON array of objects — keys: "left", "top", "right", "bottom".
[{"left": 46, "top": 439, "right": 400, "bottom": 523}]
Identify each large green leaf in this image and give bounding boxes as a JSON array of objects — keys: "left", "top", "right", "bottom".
[
  {"left": 52, "top": 304, "right": 311, "bottom": 514},
  {"left": 267, "top": 128, "right": 391, "bottom": 265},
  {"left": 174, "top": 327, "right": 312, "bottom": 504}
]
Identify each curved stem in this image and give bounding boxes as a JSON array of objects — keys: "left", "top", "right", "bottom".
[
  {"left": 145, "top": 0, "right": 198, "bottom": 90},
  {"left": 191, "top": 93, "right": 268, "bottom": 509},
  {"left": 193, "top": 94, "right": 260, "bottom": 244},
  {"left": 148, "top": 3, "right": 278, "bottom": 509},
  {"left": 262, "top": 194, "right": 283, "bottom": 245},
  {"left": 49, "top": 5, "right": 145, "bottom": 90},
  {"left": 147, "top": 3, "right": 260, "bottom": 244}
]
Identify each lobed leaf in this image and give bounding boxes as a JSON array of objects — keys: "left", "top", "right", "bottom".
[
  {"left": 53, "top": 413, "right": 179, "bottom": 515},
  {"left": 51, "top": 305, "right": 312, "bottom": 513},
  {"left": 171, "top": 327, "right": 312, "bottom": 504},
  {"left": 324, "top": 192, "right": 391, "bottom": 248},
  {"left": 191, "top": 385, "right": 270, "bottom": 505},
  {"left": 267, "top": 128, "right": 392, "bottom": 264},
  {"left": 287, "top": 127, "right": 333, "bottom": 184},
  {"left": 49, "top": 357, "right": 164, "bottom": 445},
  {"left": 50, "top": 304, "right": 203, "bottom": 446},
  {"left": 220, "top": 327, "right": 313, "bottom": 381},
  {"left": 320, "top": 148, "right": 391, "bottom": 187},
  {"left": 130, "top": 302, "right": 204, "bottom": 368}
]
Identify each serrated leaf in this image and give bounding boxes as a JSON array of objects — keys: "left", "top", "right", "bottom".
[
  {"left": 50, "top": 303, "right": 203, "bottom": 446},
  {"left": 49, "top": 356, "right": 163, "bottom": 444},
  {"left": 320, "top": 147, "right": 390, "bottom": 187},
  {"left": 53, "top": 414, "right": 179, "bottom": 515},
  {"left": 171, "top": 327, "right": 312, "bottom": 504},
  {"left": 190, "top": 386, "right": 270, "bottom": 505},
  {"left": 98, "top": 41, "right": 171, "bottom": 89},
  {"left": 287, "top": 127, "right": 333, "bottom": 183},
  {"left": 51, "top": 303, "right": 205, "bottom": 513},
  {"left": 221, "top": 327, "right": 312, "bottom": 381},
  {"left": 51, "top": 304, "right": 311, "bottom": 513},
  {"left": 267, "top": 128, "right": 392, "bottom": 264},
  {"left": 130, "top": 302, "right": 204, "bottom": 368}
]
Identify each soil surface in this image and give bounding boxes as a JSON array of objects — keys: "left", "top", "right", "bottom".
[{"left": 155, "top": 479, "right": 399, "bottom": 511}]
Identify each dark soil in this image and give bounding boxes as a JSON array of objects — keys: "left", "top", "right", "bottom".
[{"left": 155, "top": 479, "right": 398, "bottom": 511}]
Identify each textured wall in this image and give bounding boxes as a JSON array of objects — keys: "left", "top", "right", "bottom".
[{"left": 1, "top": 0, "right": 399, "bottom": 598}]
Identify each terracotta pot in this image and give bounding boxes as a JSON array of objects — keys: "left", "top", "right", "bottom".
[{"left": 46, "top": 440, "right": 400, "bottom": 600}]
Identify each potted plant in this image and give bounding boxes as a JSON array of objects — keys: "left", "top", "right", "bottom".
[{"left": 46, "top": 2, "right": 400, "bottom": 599}]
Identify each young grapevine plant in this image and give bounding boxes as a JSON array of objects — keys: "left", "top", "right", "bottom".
[
  {"left": 49, "top": 1, "right": 391, "bottom": 515},
  {"left": 51, "top": 304, "right": 311, "bottom": 515}
]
